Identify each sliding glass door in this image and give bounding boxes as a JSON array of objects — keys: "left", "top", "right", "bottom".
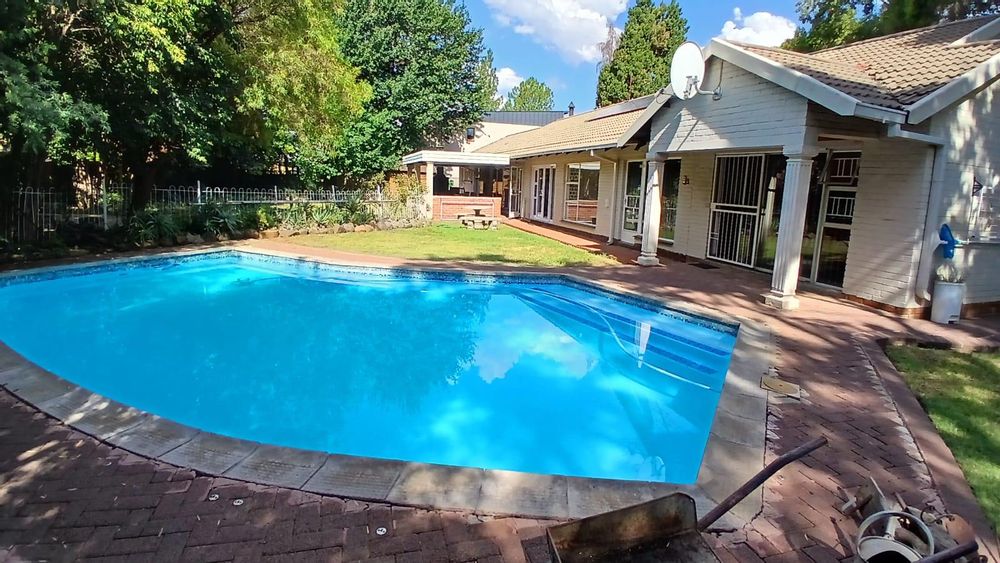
[{"left": 532, "top": 166, "right": 554, "bottom": 221}]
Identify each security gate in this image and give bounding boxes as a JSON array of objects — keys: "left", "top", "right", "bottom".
[
  {"left": 508, "top": 167, "right": 522, "bottom": 218},
  {"left": 707, "top": 155, "right": 766, "bottom": 267}
]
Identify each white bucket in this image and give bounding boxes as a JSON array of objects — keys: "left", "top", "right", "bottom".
[{"left": 931, "top": 281, "right": 965, "bottom": 324}]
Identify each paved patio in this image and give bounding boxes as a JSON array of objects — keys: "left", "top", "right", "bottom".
[{"left": 0, "top": 231, "right": 998, "bottom": 562}]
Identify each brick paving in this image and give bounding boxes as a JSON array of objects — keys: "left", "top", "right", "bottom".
[
  {"left": 0, "top": 391, "right": 555, "bottom": 562},
  {"left": 2, "top": 233, "right": 1000, "bottom": 562}
]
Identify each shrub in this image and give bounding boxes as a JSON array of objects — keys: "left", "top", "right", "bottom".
[
  {"left": 207, "top": 205, "right": 240, "bottom": 236},
  {"left": 128, "top": 206, "right": 181, "bottom": 244},
  {"left": 311, "top": 204, "right": 347, "bottom": 227},
  {"left": 235, "top": 205, "right": 262, "bottom": 232},
  {"left": 256, "top": 205, "right": 278, "bottom": 230},
  {"left": 277, "top": 202, "right": 312, "bottom": 229},
  {"left": 342, "top": 193, "right": 374, "bottom": 224}
]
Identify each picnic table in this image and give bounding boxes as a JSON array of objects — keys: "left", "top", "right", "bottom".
[{"left": 458, "top": 205, "right": 498, "bottom": 230}]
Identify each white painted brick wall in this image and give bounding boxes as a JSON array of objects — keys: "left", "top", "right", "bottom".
[
  {"left": 930, "top": 79, "right": 1000, "bottom": 303},
  {"left": 843, "top": 140, "right": 933, "bottom": 309},
  {"left": 670, "top": 153, "right": 715, "bottom": 259},
  {"left": 649, "top": 60, "right": 809, "bottom": 154}
]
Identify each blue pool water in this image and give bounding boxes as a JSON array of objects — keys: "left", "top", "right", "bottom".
[{"left": 0, "top": 251, "right": 737, "bottom": 484}]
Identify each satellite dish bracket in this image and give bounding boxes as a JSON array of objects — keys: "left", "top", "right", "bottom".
[{"left": 684, "top": 76, "right": 722, "bottom": 100}]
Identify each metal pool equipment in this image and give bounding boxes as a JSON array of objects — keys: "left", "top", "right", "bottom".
[
  {"left": 842, "top": 478, "right": 983, "bottom": 563},
  {"left": 546, "top": 437, "right": 828, "bottom": 563}
]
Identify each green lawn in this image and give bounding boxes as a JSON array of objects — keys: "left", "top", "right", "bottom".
[
  {"left": 886, "top": 345, "right": 1000, "bottom": 529},
  {"left": 288, "top": 223, "right": 618, "bottom": 267}
]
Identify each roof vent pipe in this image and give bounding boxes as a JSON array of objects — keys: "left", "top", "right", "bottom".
[{"left": 568, "top": 102, "right": 575, "bottom": 116}]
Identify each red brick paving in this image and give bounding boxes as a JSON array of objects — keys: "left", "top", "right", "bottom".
[
  {"left": 0, "top": 391, "right": 555, "bottom": 562},
  {"left": 3, "top": 232, "right": 1000, "bottom": 562}
]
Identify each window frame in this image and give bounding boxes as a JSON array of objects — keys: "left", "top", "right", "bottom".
[{"left": 563, "top": 161, "right": 601, "bottom": 227}]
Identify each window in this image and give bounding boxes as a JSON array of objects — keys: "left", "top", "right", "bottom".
[
  {"left": 465, "top": 127, "right": 476, "bottom": 141},
  {"left": 659, "top": 160, "right": 681, "bottom": 241},
  {"left": 970, "top": 178, "right": 1000, "bottom": 242},
  {"left": 564, "top": 162, "right": 601, "bottom": 225}
]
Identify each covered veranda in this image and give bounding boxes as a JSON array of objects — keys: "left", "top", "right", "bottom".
[{"left": 401, "top": 150, "right": 514, "bottom": 220}]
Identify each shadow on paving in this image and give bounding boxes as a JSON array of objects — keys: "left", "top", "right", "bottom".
[
  {"left": 0, "top": 390, "right": 557, "bottom": 562},
  {"left": 4, "top": 241, "right": 1000, "bottom": 562}
]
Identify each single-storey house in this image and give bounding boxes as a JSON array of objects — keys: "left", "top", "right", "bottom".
[{"left": 406, "top": 16, "right": 1000, "bottom": 316}]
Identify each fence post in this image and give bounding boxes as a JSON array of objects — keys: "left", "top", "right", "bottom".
[
  {"left": 274, "top": 185, "right": 279, "bottom": 202},
  {"left": 196, "top": 181, "right": 202, "bottom": 205},
  {"left": 101, "top": 177, "right": 109, "bottom": 231}
]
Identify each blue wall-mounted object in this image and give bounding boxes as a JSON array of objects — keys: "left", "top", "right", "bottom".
[{"left": 939, "top": 224, "right": 960, "bottom": 259}]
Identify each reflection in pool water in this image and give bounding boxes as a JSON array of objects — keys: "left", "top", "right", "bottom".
[{"left": 0, "top": 252, "right": 737, "bottom": 484}]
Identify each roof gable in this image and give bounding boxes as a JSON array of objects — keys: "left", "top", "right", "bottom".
[
  {"left": 475, "top": 96, "right": 653, "bottom": 158},
  {"left": 732, "top": 16, "right": 1000, "bottom": 116}
]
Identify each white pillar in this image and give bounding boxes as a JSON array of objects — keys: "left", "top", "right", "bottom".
[
  {"left": 637, "top": 159, "right": 665, "bottom": 266},
  {"left": 423, "top": 161, "right": 435, "bottom": 220},
  {"left": 762, "top": 150, "right": 818, "bottom": 310}
]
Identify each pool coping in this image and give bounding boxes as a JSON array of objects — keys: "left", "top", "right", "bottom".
[{"left": 0, "top": 246, "right": 772, "bottom": 524}]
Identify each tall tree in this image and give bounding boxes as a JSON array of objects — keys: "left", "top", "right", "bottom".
[
  {"left": 501, "top": 78, "right": 554, "bottom": 111},
  {"left": 0, "top": 1, "right": 107, "bottom": 183},
  {"left": 0, "top": 0, "right": 368, "bottom": 189},
  {"left": 595, "top": 0, "right": 688, "bottom": 107},
  {"left": 478, "top": 50, "right": 502, "bottom": 111},
  {"left": 222, "top": 0, "right": 370, "bottom": 183},
  {"left": 597, "top": 21, "right": 621, "bottom": 71},
  {"left": 783, "top": 0, "right": 999, "bottom": 52},
  {"left": 335, "top": 0, "right": 493, "bottom": 178}
]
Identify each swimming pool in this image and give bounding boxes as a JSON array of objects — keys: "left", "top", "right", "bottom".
[{"left": 0, "top": 250, "right": 738, "bottom": 485}]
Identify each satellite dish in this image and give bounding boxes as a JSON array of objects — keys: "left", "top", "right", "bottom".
[{"left": 670, "top": 42, "right": 707, "bottom": 100}]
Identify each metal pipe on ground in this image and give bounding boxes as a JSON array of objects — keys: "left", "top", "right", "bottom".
[{"left": 697, "top": 436, "right": 829, "bottom": 531}]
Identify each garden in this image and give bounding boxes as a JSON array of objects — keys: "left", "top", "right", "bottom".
[
  {"left": 887, "top": 344, "right": 1000, "bottom": 529},
  {"left": 287, "top": 223, "right": 619, "bottom": 267}
]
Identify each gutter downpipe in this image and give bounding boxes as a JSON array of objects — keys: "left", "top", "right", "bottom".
[
  {"left": 591, "top": 149, "right": 620, "bottom": 243},
  {"left": 886, "top": 123, "right": 947, "bottom": 302}
]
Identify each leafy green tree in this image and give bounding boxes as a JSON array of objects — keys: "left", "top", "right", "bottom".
[
  {"left": 0, "top": 0, "right": 241, "bottom": 197},
  {"left": 783, "top": 0, "right": 999, "bottom": 52},
  {"left": 501, "top": 78, "right": 554, "bottom": 111},
  {"left": 335, "top": 0, "right": 493, "bottom": 178},
  {"left": 221, "top": 0, "right": 370, "bottom": 184},
  {"left": 478, "top": 50, "right": 502, "bottom": 111},
  {"left": 595, "top": 0, "right": 688, "bottom": 107},
  {"left": 782, "top": 2, "right": 878, "bottom": 51},
  {"left": 0, "top": 1, "right": 108, "bottom": 182}
]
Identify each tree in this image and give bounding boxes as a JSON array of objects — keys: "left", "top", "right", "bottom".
[
  {"left": 335, "top": 0, "right": 494, "bottom": 178},
  {"left": 221, "top": 0, "right": 370, "bottom": 184},
  {"left": 478, "top": 50, "right": 502, "bottom": 111},
  {"left": 595, "top": 0, "right": 688, "bottom": 107},
  {"left": 597, "top": 21, "right": 621, "bottom": 71},
  {"left": 0, "top": 0, "right": 368, "bottom": 190},
  {"left": 500, "top": 78, "right": 554, "bottom": 111},
  {"left": 783, "top": 0, "right": 1000, "bottom": 52},
  {"left": 782, "top": 1, "right": 878, "bottom": 51}
]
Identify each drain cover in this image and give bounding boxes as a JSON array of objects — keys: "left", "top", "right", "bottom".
[
  {"left": 761, "top": 375, "right": 801, "bottom": 398},
  {"left": 375, "top": 527, "right": 388, "bottom": 536},
  {"left": 207, "top": 493, "right": 220, "bottom": 502}
]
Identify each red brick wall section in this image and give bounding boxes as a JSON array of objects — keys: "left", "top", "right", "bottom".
[
  {"left": 564, "top": 201, "right": 598, "bottom": 223},
  {"left": 433, "top": 196, "right": 502, "bottom": 221}
]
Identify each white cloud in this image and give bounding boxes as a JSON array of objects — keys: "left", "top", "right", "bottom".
[
  {"left": 495, "top": 67, "right": 524, "bottom": 97},
  {"left": 484, "top": 0, "right": 627, "bottom": 64},
  {"left": 719, "top": 7, "right": 796, "bottom": 47}
]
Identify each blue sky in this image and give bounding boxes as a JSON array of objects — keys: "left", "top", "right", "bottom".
[{"left": 466, "top": 0, "right": 800, "bottom": 111}]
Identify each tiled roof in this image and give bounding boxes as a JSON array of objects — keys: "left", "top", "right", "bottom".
[
  {"left": 734, "top": 16, "right": 1000, "bottom": 109},
  {"left": 475, "top": 96, "right": 653, "bottom": 158}
]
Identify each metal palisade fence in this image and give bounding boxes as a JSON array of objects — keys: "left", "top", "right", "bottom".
[{"left": 5, "top": 182, "right": 419, "bottom": 243}]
